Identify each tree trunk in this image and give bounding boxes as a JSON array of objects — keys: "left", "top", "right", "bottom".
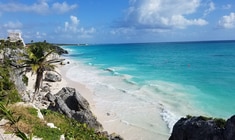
[{"left": 32, "top": 68, "right": 44, "bottom": 102}]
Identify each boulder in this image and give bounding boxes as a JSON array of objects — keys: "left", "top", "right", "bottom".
[
  {"left": 44, "top": 71, "right": 61, "bottom": 82},
  {"left": 40, "top": 85, "right": 50, "bottom": 92},
  {"left": 224, "top": 116, "right": 235, "bottom": 140},
  {"left": 97, "top": 131, "right": 124, "bottom": 140},
  {"left": 169, "top": 115, "right": 235, "bottom": 140},
  {"left": 45, "top": 87, "right": 103, "bottom": 131},
  {"left": 108, "top": 133, "right": 124, "bottom": 140}
]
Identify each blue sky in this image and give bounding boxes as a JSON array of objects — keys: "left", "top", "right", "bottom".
[{"left": 0, "top": 0, "right": 234, "bottom": 44}]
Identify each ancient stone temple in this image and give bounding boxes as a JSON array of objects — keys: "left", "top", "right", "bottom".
[{"left": 8, "top": 32, "right": 26, "bottom": 47}]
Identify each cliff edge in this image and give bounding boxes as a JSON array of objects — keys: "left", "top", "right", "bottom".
[{"left": 169, "top": 115, "right": 235, "bottom": 140}]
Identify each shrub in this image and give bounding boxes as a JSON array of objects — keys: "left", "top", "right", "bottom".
[
  {"left": 41, "top": 109, "right": 108, "bottom": 140},
  {"left": 0, "top": 65, "right": 21, "bottom": 104},
  {"left": 214, "top": 118, "right": 226, "bottom": 128},
  {"left": 22, "top": 74, "right": 28, "bottom": 86}
]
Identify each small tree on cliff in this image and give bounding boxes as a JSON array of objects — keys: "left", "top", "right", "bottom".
[{"left": 20, "top": 42, "right": 64, "bottom": 102}]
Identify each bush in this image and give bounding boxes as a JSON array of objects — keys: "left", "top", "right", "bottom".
[
  {"left": 41, "top": 109, "right": 108, "bottom": 140},
  {"left": 0, "top": 65, "right": 21, "bottom": 104},
  {"left": 22, "top": 74, "right": 28, "bottom": 86},
  {"left": 214, "top": 118, "right": 226, "bottom": 128}
]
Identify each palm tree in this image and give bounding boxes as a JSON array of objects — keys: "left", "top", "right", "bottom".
[{"left": 20, "top": 42, "right": 64, "bottom": 102}]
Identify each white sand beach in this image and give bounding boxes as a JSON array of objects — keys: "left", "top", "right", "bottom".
[
  {"left": 58, "top": 62, "right": 170, "bottom": 140},
  {"left": 24, "top": 58, "right": 170, "bottom": 140}
]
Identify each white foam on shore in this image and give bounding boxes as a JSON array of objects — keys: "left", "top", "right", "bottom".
[
  {"left": 61, "top": 60, "right": 206, "bottom": 140},
  {"left": 160, "top": 106, "right": 179, "bottom": 133}
]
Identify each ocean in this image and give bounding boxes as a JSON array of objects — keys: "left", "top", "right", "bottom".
[{"left": 61, "top": 41, "right": 235, "bottom": 139}]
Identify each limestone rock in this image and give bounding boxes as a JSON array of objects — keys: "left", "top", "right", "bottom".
[
  {"left": 45, "top": 87, "right": 103, "bottom": 131},
  {"left": 169, "top": 115, "right": 235, "bottom": 140},
  {"left": 44, "top": 71, "right": 61, "bottom": 82},
  {"left": 97, "top": 131, "right": 124, "bottom": 140},
  {"left": 108, "top": 133, "right": 124, "bottom": 140},
  {"left": 224, "top": 115, "right": 235, "bottom": 140},
  {"left": 52, "top": 45, "right": 68, "bottom": 55},
  {"left": 40, "top": 85, "right": 50, "bottom": 92}
]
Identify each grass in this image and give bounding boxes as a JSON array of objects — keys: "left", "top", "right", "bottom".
[
  {"left": 5, "top": 105, "right": 62, "bottom": 140},
  {"left": 33, "top": 124, "right": 62, "bottom": 140},
  {"left": 1, "top": 105, "right": 108, "bottom": 140},
  {"left": 0, "top": 43, "right": 108, "bottom": 140},
  {"left": 41, "top": 109, "right": 108, "bottom": 140}
]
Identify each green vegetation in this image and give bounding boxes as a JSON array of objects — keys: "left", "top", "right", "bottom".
[
  {"left": 199, "top": 116, "right": 226, "bottom": 128},
  {"left": 0, "top": 64, "right": 21, "bottom": 104},
  {"left": 41, "top": 109, "right": 108, "bottom": 140},
  {"left": 0, "top": 41, "right": 108, "bottom": 140},
  {"left": 0, "top": 38, "right": 24, "bottom": 50},
  {"left": 33, "top": 124, "right": 62, "bottom": 140},
  {"left": 199, "top": 115, "right": 213, "bottom": 121},
  {"left": 1, "top": 104, "right": 107, "bottom": 140},
  {"left": 0, "top": 103, "right": 30, "bottom": 140},
  {"left": 20, "top": 42, "right": 64, "bottom": 102},
  {"left": 186, "top": 115, "right": 192, "bottom": 119},
  {"left": 214, "top": 118, "right": 226, "bottom": 128},
  {"left": 22, "top": 74, "right": 28, "bottom": 86},
  {"left": 186, "top": 115, "right": 226, "bottom": 128}
]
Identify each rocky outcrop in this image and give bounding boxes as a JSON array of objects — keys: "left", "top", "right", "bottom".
[
  {"left": 6, "top": 48, "right": 27, "bottom": 94},
  {"left": 45, "top": 87, "right": 103, "bottom": 131},
  {"left": 224, "top": 116, "right": 235, "bottom": 140},
  {"left": 52, "top": 45, "right": 68, "bottom": 55},
  {"left": 169, "top": 115, "right": 235, "bottom": 140},
  {"left": 44, "top": 71, "right": 62, "bottom": 82},
  {"left": 98, "top": 131, "right": 124, "bottom": 140}
]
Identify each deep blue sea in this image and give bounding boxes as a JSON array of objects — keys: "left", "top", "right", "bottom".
[{"left": 61, "top": 41, "right": 235, "bottom": 138}]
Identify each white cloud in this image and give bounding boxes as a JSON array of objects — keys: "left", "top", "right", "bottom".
[
  {"left": 222, "top": 4, "right": 232, "bottom": 10},
  {"left": 3, "top": 21, "right": 23, "bottom": 29},
  {"left": 203, "top": 1, "right": 215, "bottom": 17},
  {"left": 0, "top": 1, "right": 77, "bottom": 14},
  {"left": 36, "top": 31, "right": 47, "bottom": 39},
  {"left": 0, "top": 1, "right": 49, "bottom": 14},
  {"left": 52, "top": 2, "right": 77, "bottom": 13},
  {"left": 64, "top": 15, "right": 80, "bottom": 32},
  {"left": 56, "top": 15, "right": 96, "bottom": 39},
  {"left": 218, "top": 12, "right": 235, "bottom": 29},
  {"left": 118, "top": 0, "right": 207, "bottom": 30}
]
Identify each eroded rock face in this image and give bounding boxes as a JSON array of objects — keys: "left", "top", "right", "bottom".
[
  {"left": 45, "top": 87, "right": 103, "bottom": 131},
  {"left": 224, "top": 116, "right": 235, "bottom": 140},
  {"left": 44, "top": 71, "right": 61, "bottom": 82},
  {"left": 52, "top": 45, "right": 68, "bottom": 55},
  {"left": 169, "top": 115, "right": 235, "bottom": 140}
]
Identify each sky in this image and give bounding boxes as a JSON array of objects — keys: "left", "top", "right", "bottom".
[{"left": 0, "top": 0, "right": 235, "bottom": 44}]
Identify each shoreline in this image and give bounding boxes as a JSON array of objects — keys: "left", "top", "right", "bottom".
[{"left": 58, "top": 60, "right": 170, "bottom": 140}]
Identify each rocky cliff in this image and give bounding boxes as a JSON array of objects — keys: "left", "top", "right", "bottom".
[
  {"left": 5, "top": 47, "right": 27, "bottom": 94},
  {"left": 45, "top": 87, "right": 123, "bottom": 140},
  {"left": 45, "top": 87, "right": 103, "bottom": 131},
  {"left": 169, "top": 115, "right": 235, "bottom": 140}
]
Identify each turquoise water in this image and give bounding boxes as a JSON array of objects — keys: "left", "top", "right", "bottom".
[{"left": 61, "top": 41, "right": 235, "bottom": 134}]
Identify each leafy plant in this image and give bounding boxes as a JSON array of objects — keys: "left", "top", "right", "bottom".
[
  {"left": 9, "top": 105, "right": 63, "bottom": 140},
  {"left": 22, "top": 74, "right": 28, "bottom": 86},
  {"left": 0, "top": 102, "right": 30, "bottom": 140},
  {"left": 186, "top": 115, "right": 192, "bottom": 119},
  {"left": 19, "top": 42, "right": 64, "bottom": 102},
  {"left": 214, "top": 118, "right": 226, "bottom": 128},
  {"left": 41, "top": 109, "right": 108, "bottom": 140},
  {"left": 0, "top": 65, "right": 21, "bottom": 104}
]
